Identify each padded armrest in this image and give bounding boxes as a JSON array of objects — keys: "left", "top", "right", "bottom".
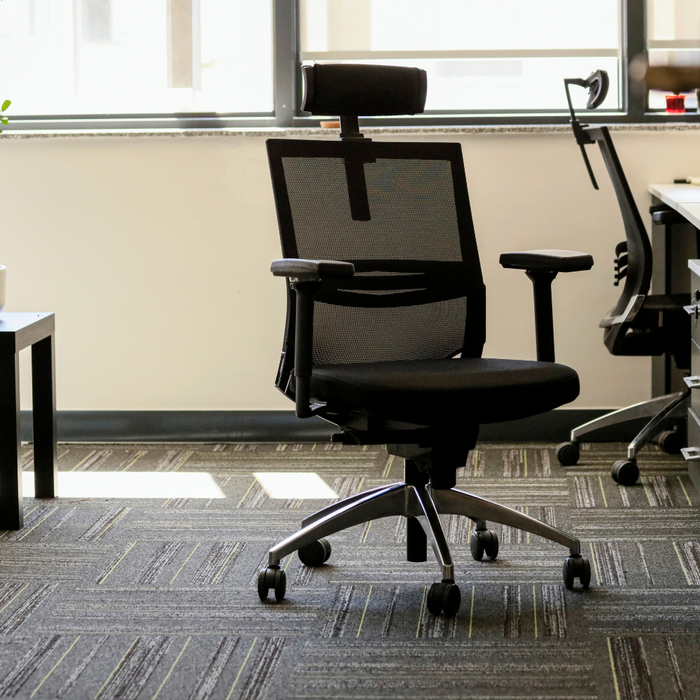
[
  {"left": 271, "top": 258, "right": 355, "bottom": 282},
  {"left": 271, "top": 259, "right": 354, "bottom": 419},
  {"left": 500, "top": 249, "right": 593, "bottom": 362},
  {"left": 599, "top": 294, "right": 645, "bottom": 328},
  {"left": 499, "top": 250, "right": 594, "bottom": 273},
  {"left": 651, "top": 209, "right": 687, "bottom": 226}
]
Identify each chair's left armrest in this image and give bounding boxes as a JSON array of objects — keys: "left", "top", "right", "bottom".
[
  {"left": 271, "top": 258, "right": 355, "bottom": 418},
  {"left": 271, "top": 258, "right": 355, "bottom": 282},
  {"left": 499, "top": 249, "right": 594, "bottom": 362}
]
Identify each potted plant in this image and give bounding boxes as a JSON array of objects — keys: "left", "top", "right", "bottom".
[{"left": 0, "top": 99, "right": 9, "bottom": 131}]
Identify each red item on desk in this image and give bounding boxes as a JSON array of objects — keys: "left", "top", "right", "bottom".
[{"left": 665, "top": 94, "right": 686, "bottom": 113}]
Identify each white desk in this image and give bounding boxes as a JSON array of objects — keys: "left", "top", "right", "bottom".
[
  {"left": 648, "top": 184, "right": 700, "bottom": 395},
  {"left": 648, "top": 183, "right": 700, "bottom": 212},
  {"left": 678, "top": 203, "right": 700, "bottom": 230}
]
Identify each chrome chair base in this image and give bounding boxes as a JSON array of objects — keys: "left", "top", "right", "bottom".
[
  {"left": 258, "top": 467, "right": 588, "bottom": 613},
  {"left": 557, "top": 390, "right": 689, "bottom": 485},
  {"left": 571, "top": 390, "right": 689, "bottom": 460}
]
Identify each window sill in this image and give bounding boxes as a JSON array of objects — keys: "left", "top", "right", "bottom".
[{"left": 2, "top": 122, "right": 700, "bottom": 139}]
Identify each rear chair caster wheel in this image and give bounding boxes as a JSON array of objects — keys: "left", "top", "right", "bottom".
[
  {"left": 563, "top": 555, "right": 591, "bottom": 590},
  {"left": 426, "top": 581, "right": 461, "bottom": 617},
  {"left": 556, "top": 441, "right": 580, "bottom": 466},
  {"left": 470, "top": 529, "right": 498, "bottom": 561},
  {"left": 258, "top": 567, "right": 286, "bottom": 602},
  {"left": 658, "top": 429, "right": 683, "bottom": 455},
  {"left": 611, "top": 459, "right": 639, "bottom": 486},
  {"left": 298, "top": 538, "right": 332, "bottom": 567}
]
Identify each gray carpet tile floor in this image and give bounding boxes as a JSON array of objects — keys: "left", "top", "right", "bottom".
[{"left": 0, "top": 441, "right": 695, "bottom": 699}]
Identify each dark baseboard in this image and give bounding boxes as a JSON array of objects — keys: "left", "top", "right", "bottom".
[{"left": 19, "top": 408, "right": 622, "bottom": 444}]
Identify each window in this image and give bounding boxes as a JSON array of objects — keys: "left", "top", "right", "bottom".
[
  {"left": 300, "top": 0, "right": 621, "bottom": 113},
  {"left": 0, "top": 0, "right": 273, "bottom": 121},
  {"left": 647, "top": 0, "right": 700, "bottom": 110},
  {"left": 0, "top": 0, "right": 697, "bottom": 129}
]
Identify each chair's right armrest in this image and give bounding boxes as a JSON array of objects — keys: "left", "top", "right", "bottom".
[
  {"left": 499, "top": 249, "right": 593, "bottom": 362},
  {"left": 271, "top": 258, "right": 355, "bottom": 282},
  {"left": 499, "top": 249, "right": 593, "bottom": 273}
]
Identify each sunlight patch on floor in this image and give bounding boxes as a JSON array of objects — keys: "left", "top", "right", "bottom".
[
  {"left": 253, "top": 472, "right": 338, "bottom": 499},
  {"left": 22, "top": 472, "right": 226, "bottom": 499}
]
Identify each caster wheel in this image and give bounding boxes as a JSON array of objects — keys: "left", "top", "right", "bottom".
[
  {"left": 470, "top": 531, "right": 484, "bottom": 561},
  {"left": 470, "top": 529, "right": 498, "bottom": 561},
  {"left": 426, "top": 581, "right": 461, "bottom": 616},
  {"left": 658, "top": 429, "right": 683, "bottom": 455},
  {"left": 482, "top": 530, "right": 499, "bottom": 560},
  {"left": 298, "top": 538, "right": 331, "bottom": 567},
  {"left": 257, "top": 567, "right": 286, "bottom": 602},
  {"left": 611, "top": 459, "right": 639, "bottom": 486},
  {"left": 563, "top": 555, "right": 591, "bottom": 590},
  {"left": 556, "top": 441, "right": 580, "bottom": 467}
]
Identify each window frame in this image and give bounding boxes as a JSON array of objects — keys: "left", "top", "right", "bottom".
[{"left": 4, "top": 0, "right": 699, "bottom": 132}]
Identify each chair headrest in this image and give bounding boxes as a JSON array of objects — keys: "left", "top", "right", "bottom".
[
  {"left": 583, "top": 69, "right": 609, "bottom": 109},
  {"left": 301, "top": 64, "right": 428, "bottom": 117}
]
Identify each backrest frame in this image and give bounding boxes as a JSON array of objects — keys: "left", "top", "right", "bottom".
[
  {"left": 267, "top": 137, "right": 487, "bottom": 397},
  {"left": 584, "top": 126, "right": 652, "bottom": 310}
]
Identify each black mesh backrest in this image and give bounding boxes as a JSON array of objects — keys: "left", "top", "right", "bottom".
[
  {"left": 584, "top": 125, "right": 652, "bottom": 316},
  {"left": 267, "top": 138, "right": 486, "bottom": 372}
]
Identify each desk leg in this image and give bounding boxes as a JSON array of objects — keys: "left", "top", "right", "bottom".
[
  {"left": 32, "top": 335, "right": 57, "bottom": 498},
  {"left": 0, "top": 350, "right": 23, "bottom": 529}
]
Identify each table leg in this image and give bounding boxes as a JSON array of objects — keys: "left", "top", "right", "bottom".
[
  {"left": 0, "top": 349, "right": 23, "bottom": 529},
  {"left": 32, "top": 335, "right": 57, "bottom": 498}
]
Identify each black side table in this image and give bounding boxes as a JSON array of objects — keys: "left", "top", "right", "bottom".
[{"left": 0, "top": 313, "right": 57, "bottom": 529}]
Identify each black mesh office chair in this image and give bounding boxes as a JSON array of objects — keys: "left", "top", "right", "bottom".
[
  {"left": 556, "top": 70, "right": 691, "bottom": 486},
  {"left": 258, "top": 64, "right": 593, "bottom": 616}
]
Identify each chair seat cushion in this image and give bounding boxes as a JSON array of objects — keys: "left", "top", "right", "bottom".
[
  {"left": 641, "top": 293, "right": 689, "bottom": 312},
  {"left": 311, "top": 357, "right": 579, "bottom": 425}
]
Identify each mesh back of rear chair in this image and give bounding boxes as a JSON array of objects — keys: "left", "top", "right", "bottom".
[
  {"left": 267, "top": 138, "right": 486, "bottom": 366},
  {"left": 592, "top": 126, "right": 653, "bottom": 315}
]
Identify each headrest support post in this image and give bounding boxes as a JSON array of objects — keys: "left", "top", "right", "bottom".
[
  {"left": 563, "top": 70, "right": 609, "bottom": 192},
  {"left": 339, "top": 115, "right": 365, "bottom": 141}
]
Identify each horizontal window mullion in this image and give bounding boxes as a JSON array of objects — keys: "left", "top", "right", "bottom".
[
  {"left": 5, "top": 112, "right": 273, "bottom": 122},
  {"left": 292, "top": 113, "right": 699, "bottom": 127},
  {"left": 1, "top": 116, "right": 278, "bottom": 131},
  {"left": 301, "top": 49, "right": 620, "bottom": 60},
  {"left": 648, "top": 40, "right": 700, "bottom": 50}
]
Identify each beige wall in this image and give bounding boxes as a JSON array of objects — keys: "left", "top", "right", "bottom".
[{"left": 1, "top": 128, "right": 698, "bottom": 411}]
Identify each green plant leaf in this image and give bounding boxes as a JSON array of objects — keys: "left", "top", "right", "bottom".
[
  {"left": 1, "top": 118, "right": 7, "bottom": 125},
  {"left": 1, "top": 100, "right": 11, "bottom": 111}
]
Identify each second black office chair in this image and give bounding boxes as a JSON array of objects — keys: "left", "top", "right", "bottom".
[
  {"left": 556, "top": 70, "right": 690, "bottom": 485},
  {"left": 259, "top": 64, "right": 593, "bottom": 616}
]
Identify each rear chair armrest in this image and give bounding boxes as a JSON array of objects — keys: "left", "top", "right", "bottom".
[
  {"left": 599, "top": 294, "right": 645, "bottom": 328},
  {"left": 500, "top": 249, "right": 594, "bottom": 362},
  {"left": 271, "top": 259, "right": 355, "bottom": 418}
]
